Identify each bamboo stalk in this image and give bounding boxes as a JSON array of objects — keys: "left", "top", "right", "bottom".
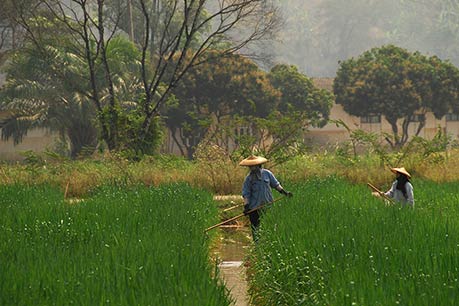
[
  {"left": 223, "top": 202, "right": 244, "bottom": 212},
  {"left": 367, "top": 182, "right": 395, "bottom": 205},
  {"left": 205, "top": 197, "right": 286, "bottom": 232}
]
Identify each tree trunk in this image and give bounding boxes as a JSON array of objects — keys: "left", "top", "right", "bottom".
[
  {"left": 170, "top": 127, "right": 186, "bottom": 157},
  {"left": 386, "top": 118, "right": 400, "bottom": 148},
  {"left": 98, "top": 0, "right": 118, "bottom": 151},
  {"left": 127, "top": 0, "right": 135, "bottom": 42}
]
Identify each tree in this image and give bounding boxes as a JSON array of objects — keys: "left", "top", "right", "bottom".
[
  {"left": 0, "top": 35, "right": 143, "bottom": 158},
  {"left": 10, "top": 0, "right": 279, "bottom": 156},
  {"left": 268, "top": 64, "right": 333, "bottom": 127},
  {"left": 228, "top": 64, "right": 333, "bottom": 163},
  {"left": 0, "top": 0, "right": 39, "bottom": 63},
  {"left": 334, "top": 45, "right": 459, "bottom": 147},
  {"left": 166, "top": 52, "right": 280, "bottom": 159},
  {"left": 134, "top": 0, "right": 279, "bottom": 151},
  {"left": 8, "top": 0, "right": 129, "bottom": 152},
  {"left": 0, "top": 44, "right": 98, "bottom": 158}
]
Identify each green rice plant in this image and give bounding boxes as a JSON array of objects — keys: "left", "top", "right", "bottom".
[
  {"left": 249, "top": 177, "right": 459, "bottom": 305},
  {"left": 0, "top": 183, "right": 231, "bottom": 306}
]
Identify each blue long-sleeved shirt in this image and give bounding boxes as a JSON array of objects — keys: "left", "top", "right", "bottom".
[{"left": 242, "top": 169, "right": 280, "bottom": 210}]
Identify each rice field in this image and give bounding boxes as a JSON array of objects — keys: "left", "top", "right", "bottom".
[
  {"left": 0, "top": 183, "right": 231, "bottom": 306},
  {"left": 4, "top": 172, "right": 459, "bottom": 305},
  {"left": 249, "top": 177, "right": 459, "bottom": 305}
]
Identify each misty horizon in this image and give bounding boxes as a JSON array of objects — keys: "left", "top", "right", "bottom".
[{"left": 261, "top": 0, "right": 459, "bottom": 77}]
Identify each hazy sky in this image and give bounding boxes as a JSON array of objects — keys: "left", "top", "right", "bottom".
[{"left": 265, "top": 0, "right": 459, "bottom": 77}]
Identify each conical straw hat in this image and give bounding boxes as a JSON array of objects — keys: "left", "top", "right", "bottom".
[
  {"left": 239, "top": 155, "right": 268, "bottom": 166},
  {"left": 391, "top": 167, "right": 411, "bottom": 178}
]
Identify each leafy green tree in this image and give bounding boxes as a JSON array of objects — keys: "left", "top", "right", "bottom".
[
  {"left": 0, "top": 36, "right": 144, "bottom": 158},
  {"left": 0, "top": 45, "right": 97, "bottom": 158},
  {"left": 226, "top": 64, "right": 332, "bottom": 163},
  {"left": 268, "top": 64, "right": 333, "bottom": 127},
  {"left": 334, "top": 45, "right": 459, "bottom": 147},
  {"left": 11, "top": 0, "right": 279, "bottom": 156},
  {"left": 166, "top": 52, "right": 280, "bottom": 159}
]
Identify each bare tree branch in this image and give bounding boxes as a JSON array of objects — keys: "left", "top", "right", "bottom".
[
  {"left": 135, "top": 0, "right": 279, "bottom": 145},
  {"left": 9, "top": 0, "right": 279, "bottom": 154}
]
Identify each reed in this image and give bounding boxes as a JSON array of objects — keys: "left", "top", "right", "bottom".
[
  {"left": 0, "top": 183, "right": 231, "bottom": 305},
  {"left": 249, "top": 177, "right": 459, "bottom": 305}
]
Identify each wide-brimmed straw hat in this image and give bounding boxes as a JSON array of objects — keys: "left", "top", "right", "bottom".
[
  {"left": 239, "top": 155, "right": 268, "bottom": 167},
  {"left": 391, "top": 167, "right": 411, "bottom": 178}
]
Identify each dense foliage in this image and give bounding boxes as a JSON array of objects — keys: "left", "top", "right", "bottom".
[
  {"left": 167, "top": 52, "right": 280, "bottom": 158},
  {"left": 0, "top": 0, "right": 278, "bottom": 157},
  {"left": 0, "top": 35, "right": 141, "bottom": 157},
  {"left": 268, "top": 64, "right": 333, "bottom": 127},
  {"left": 334, "top": 45, "right": 459, "bottom": 147}
]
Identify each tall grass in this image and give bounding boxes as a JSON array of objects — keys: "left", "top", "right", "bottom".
[
  {"left": 249, "top": 177, "right": 459, "bottom": 305},
  {"left": 0, "top": 184, "right": 231, "bottom": 306},
  {"left": 0, "top": 154, "right": 246, "bottom": 196},
  {"left": 1, "top": 149, "right": 459, "bottom": 196}
]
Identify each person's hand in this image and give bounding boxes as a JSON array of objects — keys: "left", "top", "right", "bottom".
[
  {"left": 243, "top": 204, "right": 250, "bottom": 215},
  {"left": 280, "top": 189, "right": 293, "bottom": 197},
  {"left": 372, "top": 191, "right": 382, "bottom": 197}
]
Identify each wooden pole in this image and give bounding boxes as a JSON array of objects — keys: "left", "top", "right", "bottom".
[
  {"left": 223, "top": 202, "right": 244, "bottom": 212},
  {"left": 205, "top": 197, "right": 286, "bottom": 232},
  {"left": 367, "top": 182, "right": 395, "bottom": 205}
]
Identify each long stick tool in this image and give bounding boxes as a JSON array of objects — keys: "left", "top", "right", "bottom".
[
  {"left": 205, "top": 197, "right": 286, "bottom": 232},
  {"left": 367, "top": 182, "right": 395, "bottom": 205},
  {"left": 223, "top": 201, "right": 244, "bottom": 212}
]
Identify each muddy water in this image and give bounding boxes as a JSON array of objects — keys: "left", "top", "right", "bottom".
[
  {"left": 212, "top": 195, "right": 253, "bottom": 305},
  {"left": 214, "top": 228, "right": 252, "bottom": 306}
]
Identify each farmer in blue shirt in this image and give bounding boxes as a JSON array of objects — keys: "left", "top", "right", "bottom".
[{"left": 240, "top": 155, "right": 292, "bottom": 241}]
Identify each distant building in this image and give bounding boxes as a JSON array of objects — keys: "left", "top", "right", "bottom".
[
  {"left": 2, "top": 75, "right": 459, "bottom": 160},
  {"left": 308, "top": 78, "right": 459, "bottom": 147}
]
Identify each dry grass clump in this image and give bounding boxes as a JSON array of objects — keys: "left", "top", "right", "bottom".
[
  {"left": 413, "top": 150, "right": 459, "bottom": 182},
  {"left": 193, "top": 143, "right": 246, "bottom": 194},
  {"left": 1, "top": 149, "right": 459, "bottom": 197}
]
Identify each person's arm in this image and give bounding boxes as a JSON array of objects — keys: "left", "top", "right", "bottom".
[
  {"left": 266, "top": 169, "right": 293, "bottom": 197},
  {"left": 384, "top": 182, "right": 396, "bottom": 198},
  {"left": 242, "top": 177, "right": 251, "bottom": 214},
  {"left": 406, "top": 182, "right": 414, "bottom": 206},
  {"left": 276, "top": 184, "right": 293, "bottom": 197}
]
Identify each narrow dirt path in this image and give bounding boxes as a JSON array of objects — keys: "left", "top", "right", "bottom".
[
  {"left": 216, "top": 232, "right": 251, "bottom": 306},
  {"left": 212, "top": 195, "right": 252, "bottom": 306}
]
